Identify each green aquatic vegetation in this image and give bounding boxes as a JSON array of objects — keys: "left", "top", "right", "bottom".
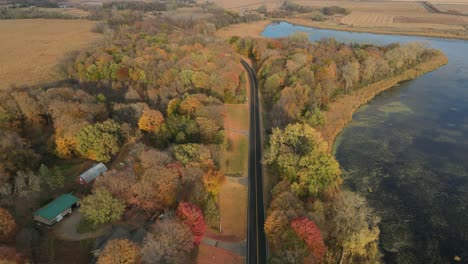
[{"left": 377, "top": 101, "right": 414, "bottom": 115}]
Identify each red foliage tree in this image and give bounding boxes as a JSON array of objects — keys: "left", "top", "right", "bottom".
[
  {"left": 176, "top": 202, "right": 206, "bottom": 245},
  {"left": 290, "top": 217, "right": 326, "bottom": 262}
]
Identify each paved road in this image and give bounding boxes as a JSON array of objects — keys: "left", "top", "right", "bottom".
[{"left": 241, "top": 59, "right": 267, "bottom": 264}]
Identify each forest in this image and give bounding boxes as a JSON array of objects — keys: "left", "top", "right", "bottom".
[
  {"left": 0, "top": 4, "right": 251, "bottom": 262},
  {"left": 230, "top": 33, "right": 443, "bottom": 263},
  {"left": 0, "top": 0, "right": 446, "bottom": 262}
]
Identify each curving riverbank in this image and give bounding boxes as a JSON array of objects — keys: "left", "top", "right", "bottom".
[
  {"left": 285, "top": 18, "right": 468, "bottom": 41},
  {"left": 318, "top": 52, "right": 448, "bottom": 150}
]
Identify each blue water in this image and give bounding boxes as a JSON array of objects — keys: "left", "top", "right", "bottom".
[{"left": 262, "top": 22, "right": 468, "bottom": 263}]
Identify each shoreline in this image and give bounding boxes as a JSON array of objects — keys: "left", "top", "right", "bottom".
[
  {"left": 284, "top": 18, "right": 468, "bottom": 41},
  {"left": 216, "top": 19, "right": 468, "bottom": 41},
  {"left": 318, "top": 52, "right": 449, "bottom": 151}
]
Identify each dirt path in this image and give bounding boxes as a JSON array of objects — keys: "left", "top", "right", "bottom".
[
  {"left": 53, "top": 210, "right": 111, "bottom": 241},
  {"left": 201, "top": 236, "right": 246, "bottom": 256}
]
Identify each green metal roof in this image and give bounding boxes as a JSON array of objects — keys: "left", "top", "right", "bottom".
[{"left": 34, "top": 194, "right": 79, "bottom": 220}]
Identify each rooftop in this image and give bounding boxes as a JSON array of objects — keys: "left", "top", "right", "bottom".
[
  {"left": 34, "top": 194, "right": 79, "bottom": 220},
  {"left": 79, "top": 163, "right": 108, "bottom": 184}
]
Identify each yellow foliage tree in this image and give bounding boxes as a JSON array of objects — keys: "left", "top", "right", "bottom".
[
  {"left": 202, "top": 169, "right": 225, "bottom": 196},
  {"left": 97, "top": 239, "right": 141, "bottom": 264}
]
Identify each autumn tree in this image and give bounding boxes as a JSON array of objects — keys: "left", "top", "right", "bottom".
[
  {"left": 202, "top": 168, "right": 225, "bottom": 197},
  {"left": 138, "top": 109, "right": 164, "bottom": 133},
  {"left": 291, "top": 217, "right": 326, "bottom": 262},
  {"left": 0, "top": 208, "right": 16, "bottom": 242},
  {"left": 129, "top": 166, "right": 179, "bottom": 211},
  {"left": 141, "top": 218, "right": 194, "bottom": 264},
  {"left": 265, "top": 123, "right": 341, "bottom": 197},
  {"left": 0, "top": 246, "right": 23, "bottom": 264},
  {"left": 327, "top": 191, "right": 381, "bottom": 263},
  {"left": 81, "top": 188, "right": 125, "bottom": 226},
  {"left": 176, "top": 202, "right": 206, "bottom": 245},
  {"left": 76, "top": 119, "right": 122, "bottom": 162},
  {"left": 14, "top": 170, "right": 41, "bottom": 198},
  {"left": 341, "top": 61, "right": 360, "bottom": 94},
  {"left": 97, "top": 239, "right": 141, "bottom": 264},
  {"left": 0, "top": 130, "right": 38, "bottom": 173}
]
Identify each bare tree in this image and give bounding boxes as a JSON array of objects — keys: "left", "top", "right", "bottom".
[{"left": 141, "top": 218, "right": 194, "bottom": 264}]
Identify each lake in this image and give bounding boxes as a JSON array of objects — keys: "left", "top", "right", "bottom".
[{"left": 262, "top": 22, "right": 468, "bottom": 263}]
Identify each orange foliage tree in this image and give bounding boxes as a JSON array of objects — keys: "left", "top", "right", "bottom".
[
  {"left": 290, "top": 217, "right": 326, "bottom": 262},
  {"left": 97, "top": 239, "right": 141, "bottom": 264},
  {"left": 176, "top": 202, "right": 207, "bottom": 245},
  {"left": 0, "top": 208, "right": 16, "bottom": 242},
  {"left": 138, "top": 109, "right": 164, "bottom": 133}
]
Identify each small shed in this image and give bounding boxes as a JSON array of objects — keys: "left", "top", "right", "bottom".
[
  {"left": 78, "top": 163, "right": 108, "bottom": 185},
  {"left": 34, "top": 194, "right": 79, "bottom": 225}
]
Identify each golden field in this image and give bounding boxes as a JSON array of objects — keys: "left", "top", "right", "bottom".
[{"left": 0, "top": 19, "right": 100, "bottom": 90}]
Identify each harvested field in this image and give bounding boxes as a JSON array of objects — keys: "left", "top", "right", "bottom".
[
  {"left": 394, "top": 14, "right": 468, "bottom": 26},
  {"left": 435, "top": 3, "right": 468, "bottom": 15},
  {"left": 341, "top": 11, "right": 468, "bottom": 29},
  {"left": 0, "top": 19, "right": 100, "bottom": 90},
  {"left": 292, "top": 0, "right": 427, "bottom": 13}
]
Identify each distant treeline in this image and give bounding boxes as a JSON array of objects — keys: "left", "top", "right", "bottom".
[
  {"left": 0, "top": 6, "right": 76, "bottom": 19},
  {"left": 101, "top": 0, "right": 195, "bottom": 12},
  {"left": 262, "top": 1, "right": 350, "bottom": 20},
  {"left": 5, "top": 0, "right": 58, "bottom": 8}
]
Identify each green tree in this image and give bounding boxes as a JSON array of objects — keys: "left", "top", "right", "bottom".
[
  {"left": 38, "top": 164, "right": 64, "bottom": 191},
  {"left": 81, "top": 188, "right": 125, "bottom": 226},
  {"left": 265, "top": 123, "right": 341, "bottom": 197},
  {"left": 76, "top": 119, "right": 122, "bottom": 162}
]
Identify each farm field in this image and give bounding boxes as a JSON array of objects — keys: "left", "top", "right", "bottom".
[
  {"left": 293, "top": 0, "right": 427, "bottom": 12},
  {"left": 208, "top": 0, "right": 468, "bottom": 39},
  {"left": 0, "top": 19, "right": 100, "bottom": 90},
  {"left": 435, "top": 3, "right": 468, "bottom": 15}
]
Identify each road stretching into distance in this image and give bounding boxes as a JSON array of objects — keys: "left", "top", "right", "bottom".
[{"left": 241, "top": 59, "right": 267, "bottom": 264}]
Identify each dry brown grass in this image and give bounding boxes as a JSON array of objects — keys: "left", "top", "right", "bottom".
[
  {"left": 219, "top": 179, "right": 247, "bottom": 240},
  {"left": 0, "top": 19, "right": 100, "bottom": 90},
  {"left": 216, "top": 20, "right": 271, "bottom": 39},
  {"left": 318, "top": 53, "right": 448, "bottom": 150},
  {"left": 435, "top": 3, "right": 468, "bottom": 15}
]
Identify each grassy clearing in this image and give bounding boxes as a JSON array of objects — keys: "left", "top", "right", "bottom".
[
  {"left": 220, "top": 104, "right": 249, "bottom": 176},
  {"left": 219, "top": 180, "right": 247, "bottom": 240}
]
